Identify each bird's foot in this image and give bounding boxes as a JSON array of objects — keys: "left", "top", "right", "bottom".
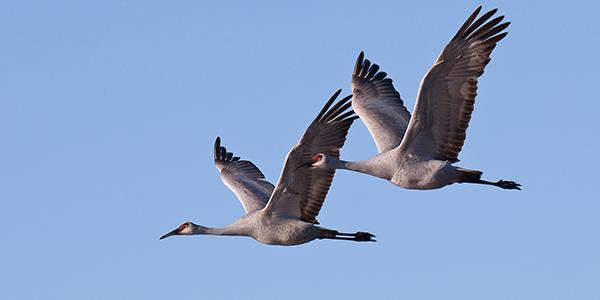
[
  {"left": 496, "top": 180, "right": 521, "bottom": 190},
  {"left": 354, "top": 232, "right": 376, "bottom": 242}
]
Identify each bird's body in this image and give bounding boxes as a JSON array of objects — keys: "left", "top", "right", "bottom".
[
  {"left": 313, "top": 6, "right": 521, "bottom": 191},
  {"left": 193, "top": 211, "right": 331, "bottom": 246},
  {"left": 332, "top": 150, "right": 458, "bottom": 190},
  {"left": 388, "top": 156, "right": 456, "bottom": 190},
  {"left": 160, "top": 90, "right": 375, "bottom": 246}
]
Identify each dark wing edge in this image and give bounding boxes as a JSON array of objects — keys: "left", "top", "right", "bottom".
[
  {"left": 352, "top": 51, "right": 412, "bottom": 153},
  {"left": 214, "top": 137, "right": 274, "bottom": 213},
  {"left": 264, "top": 90, "right": 358, "bottom": 224},
  {"left": 299, "top": 91, "right": 358, "bottom": 224},
  {"left": 400, "top": 6, "right": 510, "bottom": 162}
]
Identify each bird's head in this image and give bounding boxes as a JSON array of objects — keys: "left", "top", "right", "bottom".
[
  {"left": 160, "top": 222, "right": 195, "bottom": 240},
  {"left": 310, "top": 153, "right": 329, "bottom": 168},
  {"left": 296, "top": 153, "right": 330, "bottom": 170}
]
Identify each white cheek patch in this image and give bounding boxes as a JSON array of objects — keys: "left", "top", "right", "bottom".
[
  {"left": 181, "top": 227, "right": 193, "bottom": 234},
  {"left": 314, "top": 158, "right": 327, "bottom": 168}
]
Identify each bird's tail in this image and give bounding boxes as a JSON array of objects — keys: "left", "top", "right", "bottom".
[{"left": 456, "top": 167, "right": 483, "bottom": 183}]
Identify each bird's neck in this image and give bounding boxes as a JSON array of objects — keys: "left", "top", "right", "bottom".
[
  {"left": 192, "top": 224, "right": 244, "bottom": 236},
  {"left": 330, "top": 156, "right": 391, "bottom": 181}
]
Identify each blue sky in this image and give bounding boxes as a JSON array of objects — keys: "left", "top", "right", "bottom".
[{"left": 1, "top": 1, "right": 599, "bottom": 299}]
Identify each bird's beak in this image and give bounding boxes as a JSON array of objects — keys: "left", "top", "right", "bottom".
[{"left": 159, "top": 227, "right": 180, "bottom": 240}]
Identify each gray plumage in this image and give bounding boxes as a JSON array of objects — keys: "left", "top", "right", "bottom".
[
  {"left": 215, "top": 137, "right": 274, "bottom": 214},
  {"left": 352, "top": 51, "right": 411, "bottom": 153},
  {"left": 399, "top": 6, "right": 510, "bottom": 163},
  {"left": 314, "top": 6, "right": 521, "bottom": 191},
  {"left": 161, "top": 90, "right": 374, "bottom": 245},
  {"left": 264, "top": 90, "right": 358, "bottom": 224}
]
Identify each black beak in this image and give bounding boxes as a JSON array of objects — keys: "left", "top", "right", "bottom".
[{"left": 159, "top": 228, "right": 180, "bottom": 240}]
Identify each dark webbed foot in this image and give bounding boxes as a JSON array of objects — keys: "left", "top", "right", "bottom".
[
  {"left": 354, "top": 232, "right": 376, "bottom": 242},
  {"left": 496, "top": 180, "right": 521, "bottom": 190}
]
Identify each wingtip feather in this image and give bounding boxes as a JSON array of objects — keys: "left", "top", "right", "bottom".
[
  {"left": 315, "top": 89, "right": 342, "bottom": 121},
  {"left": 214, "top": 136, "right": 222, "bottom": 160},
  {"left": 354, "top": 51, "right": 365, "bottom": 76}
]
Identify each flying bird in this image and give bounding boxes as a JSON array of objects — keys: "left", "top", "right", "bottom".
[
  {"left": 160, "top": 90, "right": 375, "bottom": 245},
  {"left": 310, "top": 6, "right": 521, "bottom": 190}
]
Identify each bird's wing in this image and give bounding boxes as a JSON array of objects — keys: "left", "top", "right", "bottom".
[
  {"left": 214, "top": 137, "right": 274, "bottom": 214},
  {"left": 398, "top": 6, "right": 510, "bottom": 162},
  {"left": 352, "top": 52, "right": 411, "bottom": 153},
  {"left": 264, "top": 90, "right": 357, "bottom": 223}
]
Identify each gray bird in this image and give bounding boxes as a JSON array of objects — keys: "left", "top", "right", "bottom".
[
  {"left": 160, "top": 90, "right": 375, "bottom": 245},
  {"left": 311, "top": 6, "right": 521, "bottom": 191}
]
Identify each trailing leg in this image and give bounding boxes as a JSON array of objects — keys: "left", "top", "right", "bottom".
[
  {"left": 457, "top": 168, "right": 521, "bottom": 190},
  {"left": 320, "top": 229, "right": 376, "bottom": 242}
]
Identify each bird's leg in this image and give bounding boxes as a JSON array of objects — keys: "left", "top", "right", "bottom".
[
  {"left": 468, "top": 178, "right": 522, "bottom": 190},
  {"left": 457, "top": 168, "right": 521, "bottom": 190},
  {"left": 321, "top": 230, "right": 376, "bottom": 242}
]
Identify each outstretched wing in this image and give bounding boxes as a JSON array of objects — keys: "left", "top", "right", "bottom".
[
  {"left": 352, "top": 51, "right": 411, "bottom": 153},
  {"left": 264, "top": 90, "right": 357, "bottom": 224},
  {"left": 214, "top": 137, "right": 274, "bottom": 214},
  {"left": 399, "top": 6, "right": 510, "bottom": 162}
]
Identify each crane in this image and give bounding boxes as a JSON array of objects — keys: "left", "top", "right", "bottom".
[
  {"left": 160, "top": 90, "right": 375, "bottom": 245},
  {"left": 309, "top": 6, "right": 521, "bottom": 190}
]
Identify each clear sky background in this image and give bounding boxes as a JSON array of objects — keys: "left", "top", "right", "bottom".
[{"left": 1, "top": 1, "right": 599, "bottom": 299}]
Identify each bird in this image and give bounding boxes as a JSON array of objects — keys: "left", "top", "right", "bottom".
[
  {"left": 309, "top": 6, "right": 521, "bottom": 191},
  {"left": 160, "top": 90, "right": 375, "bottom": 246}
]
